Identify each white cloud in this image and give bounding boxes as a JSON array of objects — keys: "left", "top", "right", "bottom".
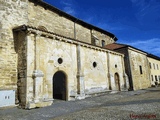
[
  {"left": 60, "top": 0, "right": 76, "bottom": 15},
  {"left": 63, "top": 6, "right": 76, "bottom": 15},
  {"left": 121, "top": 38, "right": 160, "bottom": 56},
  {"left": 61, "top": 1, "right": 72, "bottom": 6},
  {"left": 131, "top": 0, "right": 160, "bottom": 24}
]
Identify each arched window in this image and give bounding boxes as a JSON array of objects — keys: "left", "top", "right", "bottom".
[
  {"left": 38, "top": 26, "right": 48, "bottom": 31},
  {"left": 101, "top": 40, "right": 105, "bottom": 47}
]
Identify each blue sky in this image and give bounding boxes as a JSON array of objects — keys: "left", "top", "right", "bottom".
[{"left": 44, "top": 0, "right": 160, "bottom": 57}]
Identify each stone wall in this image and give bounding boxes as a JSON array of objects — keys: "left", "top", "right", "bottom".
[
  {"left": 115, "top": 48, "right": 132, "bottom": 90},
  {"left": 14, "top": 31, "right": 27, "bottom": 107},
  {"left": 109, "top": 53, "right": 127, "bottom": 91},
  {"left": 0, "top": 0, "right": 28, "bottom": 90},
  {"left": 14, "top": 26, "right": 125, "bottom": 108},
  {"left": 0, "top": 0, "right": 123, "bottom": 108},
  {"left": 28, "top": 2, "right": 74, "bottom": 39},
  {"left": 80, "top": 47, "right": 108, "bottom": 94},
  {"left": 28, "top": 2, "right": 115, "bottom": 46},
  {"left": 128, "top": 49, "right": 150, "bottom": 90},
  {"left": 91, "top": 30, "right": 115, "bottom": 47},
  {"left": 21, "top": 30, "right": 78, "bottom": 108}
]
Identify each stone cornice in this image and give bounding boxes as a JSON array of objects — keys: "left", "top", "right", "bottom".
[{"left": 13, "top": 25, "right": 124, "bottom": 57}]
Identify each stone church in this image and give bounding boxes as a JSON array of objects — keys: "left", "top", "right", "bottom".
[{"left": 1, "top": 0, "right": 156, "bottom": 109}]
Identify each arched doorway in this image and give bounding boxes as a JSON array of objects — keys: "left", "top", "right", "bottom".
[
  {"left": 53, "top": 71, "right": 67, "bottom": 100},
  {"left": 114, "top": 73, "right": 120, "bottom": 91}
]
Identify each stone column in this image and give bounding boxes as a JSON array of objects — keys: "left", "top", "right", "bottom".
[
  {"left": 76, "top": 44, "right": 85, "bottom": 99},
  {"left": 32, "top": 70, "right": 44, "bottom": 103}
]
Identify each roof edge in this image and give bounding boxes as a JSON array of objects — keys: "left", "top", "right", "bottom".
[{"left": 147, "top": 53, "right": 160, "bottom": 61}]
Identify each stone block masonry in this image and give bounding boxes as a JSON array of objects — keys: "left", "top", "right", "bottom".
[
  {"left": 0, "top": 0, "right": 127, "bottom": 109},
  {"left": 0, "top": 0, "right": 28, "bottom": 90}
]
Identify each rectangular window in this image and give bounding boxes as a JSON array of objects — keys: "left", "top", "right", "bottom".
[
  {"left": 157, "top": 64, "right": 159, "bottom": 70},
  {"left": 159, "top": 75, "right": 160, "bottom": 82},
  {"left": 149, "top": 62, "right": 152, "bottom": 69},
  {"left": 151, "top": 75, "right": 154, "bottom": 81},
  {"left": 155, "top": 75, "right": 158, "bottom": 81},
  {"left": 153, "top": 63, "right": 155, "bottom": 69},
  {"left": 102, "top": 40, "right": 105, "bottom": 47},
  {"left": 139, "top": 66, "right": 143, "bottom": 74}
]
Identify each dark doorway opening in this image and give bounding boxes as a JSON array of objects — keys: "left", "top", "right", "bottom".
[{"left": 53, "top": 71, "right": 67, "bottom": 100}]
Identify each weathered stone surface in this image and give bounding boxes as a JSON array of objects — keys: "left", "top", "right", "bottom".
[
  {"left": 0, "top": 0, "right": 125, "bottom": 109},
  {"left": 0, "top": 0, "right": 28, "bottom": 91},
  {"left": 27, "top": 2, "right": 115, "bottom": 45},
  {"left": 130, "top": 50, "right": 150, "bottom": 90}
]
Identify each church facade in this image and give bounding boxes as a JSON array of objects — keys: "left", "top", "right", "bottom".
[{"left": 0, "top": 0, "right": 128, "bottom": 108}]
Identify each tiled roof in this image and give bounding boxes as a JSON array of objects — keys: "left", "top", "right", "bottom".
[
  {"left": 104, "top": 43, "right": 126, "bottom": 50},
  {"left": 105, "top": 43, "right": 148, "bottom": 54}
]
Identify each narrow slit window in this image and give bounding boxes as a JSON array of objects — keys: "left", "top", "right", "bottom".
[
  {"left": 149, "top": 62, "right": 151, "bottom": 69},
  {"left": 151, "top": 75, "right": 154, "bottom": 81},
  {"left": 139, "top": 65, "right": 143, "bottom": 74},
  {"left": 153, "top": 63, "right": 155, "bottom": 69},
  {"left": 155, "top": 75, "right": 158, "bottom": 81}
]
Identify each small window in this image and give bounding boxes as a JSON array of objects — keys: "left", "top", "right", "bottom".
[
  {"left": 151, "top": 75, "right": 154, "bottom": 81},
  {"left": 102, "top": 40, "right": 105, "bottom": 47},
  {"left": 93, "top": 62, "right": 97, "bottom": 68},
  {"left": 115, "top": 64, "right": 117, "bottom": 68},
  {"left": 139, "top": 65, "right": 143, "bottom": 74},
  {"left": 38, "top": 26, "right": 48, "bottom": 31},
  {"left": 157, "top": 64, "right": 159, "bottom": 70},
  {"left": 149, "top": 62, "right": 152, "bottom": 69},
  {"left": 58, "top": 58, "right": 63, "bottom": 64},
  {"left": 159, "top": 75, "right": 160, "bottom": 82},
  {"left": 155, "top": 75, "right": 158, "bottom": 81},
  {"left": 153, "top": 63, "right": 155, "bottom": 69}
]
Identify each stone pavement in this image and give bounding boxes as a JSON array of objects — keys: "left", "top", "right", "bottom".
[{"left": 0, "top": 87, "right": 160, "bottom": 120}]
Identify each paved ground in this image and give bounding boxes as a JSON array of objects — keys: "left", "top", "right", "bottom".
[{"left": 0, "top": 87, "right": 160, "bottom": 120}]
